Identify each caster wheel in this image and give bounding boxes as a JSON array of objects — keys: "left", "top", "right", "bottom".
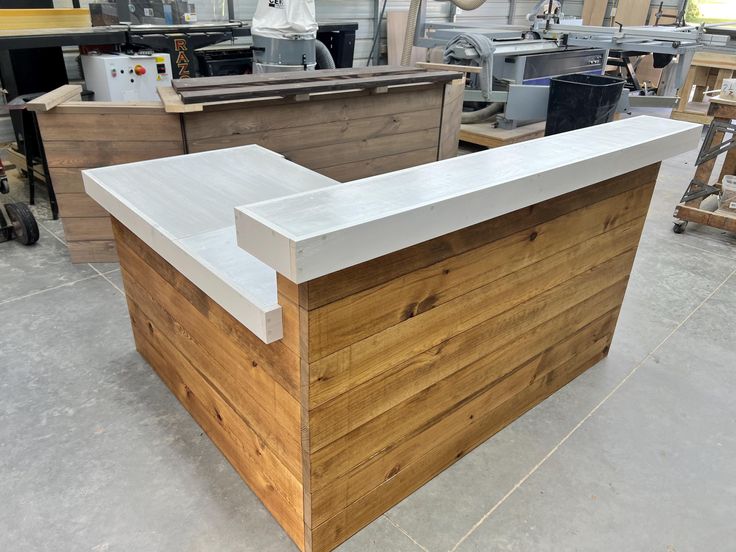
[
  {"left": 0, "top": 177, "right": 8, "bottom": 195},
  {"left": 673, "top": 221, "right": 688, "bottom": 234},
  {"left": 5, "top": 202, "right": 39, "bottom": 245}
]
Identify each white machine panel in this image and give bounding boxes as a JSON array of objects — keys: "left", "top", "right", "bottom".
[{"left": 81, "top": 53, "right": 173, "bottom": 102}]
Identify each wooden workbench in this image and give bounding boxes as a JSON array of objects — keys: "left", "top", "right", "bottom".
[
  {"left": 674, "top": 97, "right": 736, "bottom": 233},
  {"left": 31, "top": 67, "right": 464, "bottom": 263},
  {"left": 82, "top": 116, "right": 700, "bottom": 552},
  {"left": 671, "top": 51, "right": 736, "bottom": 125},
  {"left": 459, "top": 121, "right": 546, "bottom": 149}
]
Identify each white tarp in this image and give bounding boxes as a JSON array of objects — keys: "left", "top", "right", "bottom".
[{"left": 252, "top": 0, "right": 318, "bottom": 39}]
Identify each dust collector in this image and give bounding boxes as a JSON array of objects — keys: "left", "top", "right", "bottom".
[{"left": 251, "top": 0, "right": 334, "bottom": 73}]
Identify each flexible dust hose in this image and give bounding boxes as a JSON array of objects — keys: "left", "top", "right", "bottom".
[
  {"left": 461, "top": 102, "right": 503, "bottom": 124},
  {"left": 400, "top": 0, "right": 422, "bottom": 66},
  {"left": 401, "top": 0, "right": 489, "bottom": 66},
  {"left": 315, "top": 39, "right": 336, "bottom": 70},
  {"left": 449, "top": 0, "right": 488, "bottom": 9}
]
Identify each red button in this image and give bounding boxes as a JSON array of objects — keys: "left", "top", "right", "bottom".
[{"left": 134, "top": 65, "right": 146, "bottom": 76}]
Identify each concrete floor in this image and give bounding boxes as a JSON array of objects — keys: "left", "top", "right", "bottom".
[{"left": 1, "top": 134, "right": 735, "bottom": 552}]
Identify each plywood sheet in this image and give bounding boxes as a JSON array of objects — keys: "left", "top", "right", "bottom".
[
  {"left": 613, "top": 0, "right": 650, "bottom": 26},
  {"left": 0, "top": 8, "right": 91, "bottom": 30},
  {"left": 582, "top": 0, "right": 608, "bottom": 25},
  {"left": 387, "top": 10, "right": 427, "bottom": 66}
]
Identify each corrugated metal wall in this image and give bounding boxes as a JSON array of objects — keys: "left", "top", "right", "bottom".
[
  {"left": 233, "top": 0, "right": 452, "bottom": 65},
  {"left": 47, "top": 0, "right": 688, "bottom": 69},
  {"left": 0, "top": 0, "right": 688, "bottom": 144},
  {"left": 456, "top": 0, "right": 683, "bottom": 26}
]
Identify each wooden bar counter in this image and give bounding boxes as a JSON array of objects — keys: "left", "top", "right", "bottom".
[
  {"left": 32, "top": 67, "right": 464, "bottom": 263},
  {"left": 82, "top": 116, "right": 700, "bottom": 552}
]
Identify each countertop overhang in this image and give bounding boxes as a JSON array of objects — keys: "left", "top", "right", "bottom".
[
  {"left": 235, "top": 116, "right": 702, "bottom": 283},
  {"left": 83, "top": 116, "right": 701, "bottom": 344}
]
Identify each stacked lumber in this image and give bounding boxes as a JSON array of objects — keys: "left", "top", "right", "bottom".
[
  {"left": 0, "top": 8, "right": 91, "bottom": 30},
  {"left": 170, "top": 66, "right": 462, "bottom": 104}
]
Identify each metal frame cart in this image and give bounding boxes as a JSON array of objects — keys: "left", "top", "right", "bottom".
[
  {"left": 0, "top": 158, "right": 40, "bottom": 246},
  {"left": 673, "top": 96, "right": 736, "bottom": 234}
]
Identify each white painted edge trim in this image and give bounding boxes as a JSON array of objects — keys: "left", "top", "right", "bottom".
[
  {"left": 82, "top": 171, "right": 283, "bottom": 344},
  {"left": 235, "top": 121, "right": 702, "bottom": 284}
]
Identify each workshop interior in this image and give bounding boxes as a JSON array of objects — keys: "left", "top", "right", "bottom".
[{"left": 1, "top": 0, "right": 735, "bottom": 551}]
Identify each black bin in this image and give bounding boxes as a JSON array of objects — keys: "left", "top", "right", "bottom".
[{"left": 544, "top": 74, "right": 625, "bottom": 136}]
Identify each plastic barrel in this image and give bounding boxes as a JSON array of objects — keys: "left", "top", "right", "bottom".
[{"left": 544, "top": 74, "right": 625, "bottom": 136}]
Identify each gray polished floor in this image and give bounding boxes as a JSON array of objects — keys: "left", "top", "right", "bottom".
[{"left": 1, "top": 134, "right": 735, "bottom": 552}]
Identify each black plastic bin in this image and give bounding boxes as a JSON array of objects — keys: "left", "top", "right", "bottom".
[{"left": 544, "top": 74, "right": 625, "bottom": 136}]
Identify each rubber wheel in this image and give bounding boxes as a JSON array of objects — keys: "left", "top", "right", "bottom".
[
  {"left": 673, "top": 221, "right": 688, "bottom": 234},
  {"left": 0, "top": 177, "right": 8, "bottom": 195},
  {"left": 5, "top": 202, "right": 39, "bottom": 245},
  {"left": 0, "top": 208, "right": 10, "bottom": 241}
]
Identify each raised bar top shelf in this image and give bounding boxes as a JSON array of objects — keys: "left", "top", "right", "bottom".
[
  {"left": 234, "top": 116, "right": 702, "bottom": 283},
  {"left": 84, "top": 117, "right": 701, "bottom": 346}
]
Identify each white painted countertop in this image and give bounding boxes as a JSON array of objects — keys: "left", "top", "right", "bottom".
[
  {"left": 83, "top": 116, "right": 700, "bottom": 345},
  {"left": 82, "top": 145, "right": 337, "bottom": 344},
  {"left": 234, "top": 116, "right": 701, "bottom": 283}
]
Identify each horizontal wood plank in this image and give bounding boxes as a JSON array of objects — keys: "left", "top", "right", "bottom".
[
  {"left": 54, "top": 101, "right": 166, "bottom": 115},
  {"left": 317, "top": 148, "right": 438, "bottom": 182},
  {"left": 284, "top": 128, "right": 439, "bottom": 171},
  {"left": 37, "top": 112, "right": 181, "bottom": 142},
  {"left": 26, "top": 84, "right": 82, "bottom": 112},
  {"left": 129, "top": 303, "right": 305, "bottom": 549},
  {"left": 57, "top": 193, "right": 108, "bottom": 218},
  {"left": 308, "top": 215, "right": 645, "bottom": 453},
  {"left": 675, "top": 204, "right": 736, "bottom": 232},
  {"left": 49, "top": 168, "right": 84, "bottom": 194},
  {"left": 306, "top": 182, "right": 653, "bottom": 362},
  {"left": 184, "top": 86, "right": 444, "bottom": 141},
  {"left": 302, "top": 164, "right": 660, "bottom": 310},
  {"left": 186, "top": 109, "right": 441, "bottom": 155},
  {"left": 113, "top": 219, "right": 301, "bottom": 399},
  {"left": 44, "top": 140, "right": 185, "bottom": 168},
  {"left": 310, "top": 310, "right": 616, "bottom": 551},
  {"left": 173, "top": 66, "right": 428, "bottom": 91},
  {"left": 67, "top": 240, "right": 117, "bottom": 263},
  {"left": 121, "top": 267, "right": 302, "bottom": 478},
  {"left": 62, "top": 216, "right": 113, "bottom": 242},
  {"left": 178, "top": 72, "right": 462, "bottom": 104},
  {"left": 459, "top": 121, "right": 546, "bottom": 149},
  {"left": 308, "top": 248, "right": 637, "bottom": 490}
]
